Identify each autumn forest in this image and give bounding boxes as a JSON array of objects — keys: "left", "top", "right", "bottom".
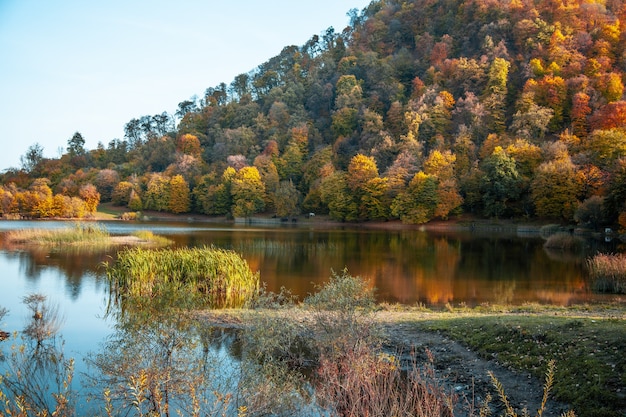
[{"left": 3, "top": 0, "right": 626, "bottom": 228}]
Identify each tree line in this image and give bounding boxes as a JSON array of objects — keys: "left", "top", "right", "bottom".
[{"left": 2, "top": 0, "right": 626, "bottom": 228}]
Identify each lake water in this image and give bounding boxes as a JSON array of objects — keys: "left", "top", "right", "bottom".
[{"left": 0, "top": 219, "right": 620, "bottom": 414}]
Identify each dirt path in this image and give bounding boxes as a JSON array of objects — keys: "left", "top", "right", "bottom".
[{"left": 377, "top": 317, "right": 571, "bottom": 417}]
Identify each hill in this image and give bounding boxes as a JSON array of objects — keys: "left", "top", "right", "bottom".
[{"left": 2, "top": 0, "right": 626, "bottom": 228}]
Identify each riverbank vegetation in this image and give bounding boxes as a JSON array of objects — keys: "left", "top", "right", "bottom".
[
  {"left": 106, "top": 246, "right": 260, "bottom": 309},
  {"left": 587, "top": 253, "right": 626, "bottom": 294},
  {"left": 2, "top": 0, "right": 626, "bottom": 231},
  {"left": 2, "top": 274, "right": 624, "bottom": 416},
  {"left": 4, "top": 224, "right": 172, "bottom": 249}
]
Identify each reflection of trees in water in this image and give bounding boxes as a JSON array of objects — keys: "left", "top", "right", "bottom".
[
  {"left": 0, "top": 294, "right": 75, "bottom": 416},
  {"left": 87, "top": 311, "right": 236, "bottom": 416},
  {"left": 2, "top": 247, "right": 110, "bottom": 300}
]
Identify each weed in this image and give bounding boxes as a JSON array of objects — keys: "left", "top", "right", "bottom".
[{"left": 489, "top": 359, "right": 576, "bottom": 417}]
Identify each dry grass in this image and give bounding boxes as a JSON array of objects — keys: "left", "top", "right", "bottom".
[{"left": 587, "top": 253, "right": 626, "bottom": 294}]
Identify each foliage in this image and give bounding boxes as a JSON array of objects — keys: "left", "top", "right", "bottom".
[
  {"left": 167, "top": 174, "right": 190, "bottom": 213},
  {"left": 4, "top": 0, "right": 626, "bottom": 226}
]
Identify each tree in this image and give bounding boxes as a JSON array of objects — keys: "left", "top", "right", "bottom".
[
  {"left": 531, "top": 155, "right": 582, "bottom": 221},
  {"left": 320, "top": 171, "right": 357, "bottom": 221},
  {"left": 604, "top": 157, "right": 626, "bottom": 223},
  {"left": 231, "top": 166, "right": 266, "bottom": 218},
  {"left": 143, "top": 173, "right": 170, "bottom": 212},
  {"left": 274, "top": 180, "right": 301, "bottom": 218},
  {"left": 193, "top": 172, "right": 231, "bottom": 216},
  {"left": 176, "top": 134, "right": 202, "bottom": 158},
  {"left": 482, "top": 58, "right": 510, "bottom": 133},
  {"left": 20, "top": 143, "right": 44, "bottom": 173},
  {"left": 391, "top": 171, "right": 438, "bottom": 224},
  {"left": 67, "top": 132, "right": 86, "bottom": 158},
  {"left": 79, "top": 183, "right": 100, "bottom": 214},
  {"left": 67, "top": 132, "right": 87, "bottom": 167},
  {"left": 480, "top": 147, "right": 522, "bottom": 218},
  {"left": 168, "top": 175, "right": 190, "bottom": 214},
  {"left": 574, "top": 196, "right": 606, "bottom": 229},
  {"left": 94, "top": 169, "right": 120, "bottom": 202},
  {"left": 112, "top": 181, "right": 135, "bottom": 206},
  {"left": 585, "top": 128, "right": 626, "bottom": 170}
]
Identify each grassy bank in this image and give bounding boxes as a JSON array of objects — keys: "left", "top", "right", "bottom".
[
  {"left": 399, "top": 305, "right": 625, "bottom": 417},
  {"left": 200, "top": 302, "right": 625, "bottom": 417},
  {"left": 4, "top": 224, "right": 172, "bottom": 249}
]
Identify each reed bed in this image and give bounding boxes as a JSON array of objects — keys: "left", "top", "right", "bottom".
[
  {"left": 4, "top": 224, "right": 172, "bottom": 250},
  {"left": 586, "top": 253, "right": 626, "bottom": 293},
  {"left": 5, "top": 224, "right": 110, "bottom": 245},
  {"left": 106, "top": 246, "right": 260, "bottom": 308}
]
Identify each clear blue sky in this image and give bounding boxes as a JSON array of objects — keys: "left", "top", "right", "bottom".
[{"left": 0, "top": 0, "right": 371, "bottom": 172}]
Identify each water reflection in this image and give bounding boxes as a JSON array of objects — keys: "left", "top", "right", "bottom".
[{"left": 0, "top": 221, "right": 619, "bottom": 306}]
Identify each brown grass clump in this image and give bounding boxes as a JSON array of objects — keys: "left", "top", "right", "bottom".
[{"left": 587, "top": 253, "right": 626, "bottom": 293}]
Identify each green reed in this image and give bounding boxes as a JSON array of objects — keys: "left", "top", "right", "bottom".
[
  {"left": 106, "top": 246, "right": 260, "bottom": 308},
  {"left": 586, "top": 253, "right": 626, "bottom": 293}
]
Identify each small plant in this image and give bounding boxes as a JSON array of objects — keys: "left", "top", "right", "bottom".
[
  {"left": 489, "top": 359, "right": 576, "bottom": 417},
  {"left": 586, "top": 253, "right": 626, "bottom": 293}
]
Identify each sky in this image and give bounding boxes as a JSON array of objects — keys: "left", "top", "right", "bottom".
[{"left": 0, "top": 0, "right": 372, "bottom": 172}]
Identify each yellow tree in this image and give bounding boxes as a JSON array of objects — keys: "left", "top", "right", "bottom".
[
  {"left": 168, "top": 175, "right": 190, "bottom": 214},
  {"left": 347, "top": 154, "right": 383, "bottom": 220},
  {"left": 231, "top": 166, "right": 266, "bottom": 218},
  {"left": 79, "top": 184, "right": 100, "bottom": 214},
  {"left": 531, "top": 154, "right": 582, "bottom": 221}
]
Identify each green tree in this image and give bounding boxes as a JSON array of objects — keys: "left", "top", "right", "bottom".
[
  {"left": 320, "top": 171, "right": 357, "bottom": 221},
  {"left": 143, "top": 173, "right": 170, "bottom": 212},
  {"left": 273, "top": 180, "right": 301, "bottom": 218},
  {"left": 231, "top": 166, "right": 266, "bottom": 218},
  {"left": 20, "top": 143, "right": 44, "bottom": 174},
  {"left": 480, "top": 147, "right": 522, "bottom": 218},
  {"left": 168, "top": 175, "right": 190, "bottom": 214},
  {"left": 193, "top": 172, "right": 231, "bottom": 216},
  {"left": 391, "top": 171, "right": 438, "bottom": 224},
  {"left": 483, "top": 58, "right": 510, "bottom": 133},
  {"left": 112, "top": 181, "right": 135, "bottom": 206},
  {"left": 604, "top": 158, "right": 626, "bottom": 224}
]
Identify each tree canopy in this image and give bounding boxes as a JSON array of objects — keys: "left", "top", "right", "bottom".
[{"left": 4, "top": 0, "right": 626, "bottom": 228}]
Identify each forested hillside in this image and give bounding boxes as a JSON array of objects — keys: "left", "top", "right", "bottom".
[{"left": 3, "top": 0, "right": 626, "bottom": 227}]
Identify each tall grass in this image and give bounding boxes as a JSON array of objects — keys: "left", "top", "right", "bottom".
[
  {"left": 4, "top": 224, "right": 172, "bottom": 250},
  {"left": 6, "top": 224, "right": 110, "bottom": 245},
  {"left": 586, "top": 253, "right": 626, "bottom": 293},
  {"left": 106, "top": 246, "right": 260, "bottom": 308}
]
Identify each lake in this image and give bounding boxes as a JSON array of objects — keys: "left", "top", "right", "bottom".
[{"left": 0, "top": 219, "right": 620, "bottom": 414}]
